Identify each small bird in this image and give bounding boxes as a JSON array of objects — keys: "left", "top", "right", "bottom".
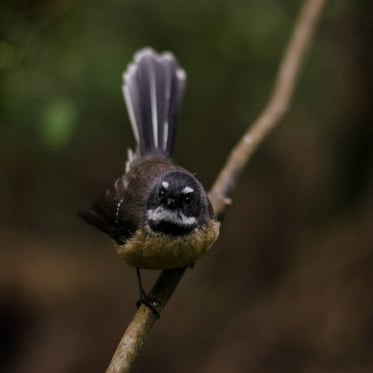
[{"left": 79, "top": 48, "right": 220, "bottom": 312}]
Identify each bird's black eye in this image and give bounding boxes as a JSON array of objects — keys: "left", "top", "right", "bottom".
[
  {"left": 182, "top": 193, "right": 193, "bottom": 205},
  {"left": 159, "top": 186, "right": 167, "bottom": 198},
  {"left": 158, "top": 181, "right": 170, "bottom": 199}
]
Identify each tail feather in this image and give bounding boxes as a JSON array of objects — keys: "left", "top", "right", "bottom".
[{"left": 122, "top": 48, "right": 186, "bottom": 157}]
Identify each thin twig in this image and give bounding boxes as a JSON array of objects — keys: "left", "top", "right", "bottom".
[
  {"left": 106, "top": 0, "right": 328, "bottom": 371},
  {"left": 106, "top": 267, "right": 188, "bottom": 373},
  {"left": 209, "top": 0, "right": 327, "bottom": 212}
]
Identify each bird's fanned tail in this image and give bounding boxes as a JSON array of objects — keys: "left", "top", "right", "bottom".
[{"left": 122, "top": 47, "right": 186, "bottom": 157}]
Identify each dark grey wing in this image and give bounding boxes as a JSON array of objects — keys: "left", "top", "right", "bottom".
[
  {"left": 122, "top": 47, "right": 186, "bottom": 157},
  {"left": 78, "top": 177, "right": 137, "bottom": 245}
]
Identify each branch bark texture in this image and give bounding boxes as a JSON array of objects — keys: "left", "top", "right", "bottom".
[{"left": 106, "top": 0, "right": 328, "bottom": 371}]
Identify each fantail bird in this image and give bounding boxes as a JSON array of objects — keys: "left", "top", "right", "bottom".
[{"left": 79, "top": 48, "right": 220, "bottom": 312}]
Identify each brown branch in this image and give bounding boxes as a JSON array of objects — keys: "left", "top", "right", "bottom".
[
  {"left": 106, "top": 0, "right": 328, "bottom": 371},
  {"left": 106, "top": 267, "right": 188, "bottom": 372},
  {"left": 209, "top": 0, "right": 327, "bottom": 212}
]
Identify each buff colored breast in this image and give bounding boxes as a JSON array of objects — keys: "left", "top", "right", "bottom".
[{"left": 115, "top": 220, "right": 220, "bottom": 269}]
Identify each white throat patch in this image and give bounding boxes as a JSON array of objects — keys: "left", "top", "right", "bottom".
[{"left": 147, "top": 207, "right": 197, "bottom": 226}]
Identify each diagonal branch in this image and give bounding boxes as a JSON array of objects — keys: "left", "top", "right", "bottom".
[
  {"left": 209, "top": 0, "right": 327, "bottom": 213},
  {"left": 106, "top": 0, "right": 328, "bottom": 372}
]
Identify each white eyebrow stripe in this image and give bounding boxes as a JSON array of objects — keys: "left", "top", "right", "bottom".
[
  {"left": 162, "top": 181, "right": 169, "bottom": 189},
  {"left": 181, "top": 186, "right": 194, "bottom": 194}
]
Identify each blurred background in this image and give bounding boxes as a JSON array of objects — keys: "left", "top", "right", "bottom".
[{"left": 1, "top": 0, "right": 372, "bottom": 372}]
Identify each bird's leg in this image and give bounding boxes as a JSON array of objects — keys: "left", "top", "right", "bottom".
[{"left": 136, "top": 268, "right": 161, "bottom": 318}]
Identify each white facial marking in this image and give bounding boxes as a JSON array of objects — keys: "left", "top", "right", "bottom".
[
  {"left": 162, "top": 181, "right": 169, "bottom": 189},
  {"left": 147, "top": 207, "right": 197, "bottom": 226},
  {"left": 181, "top": 186, "right": 194, "bottom": 194}
]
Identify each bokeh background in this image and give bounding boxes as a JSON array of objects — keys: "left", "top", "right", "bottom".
[{"left": 1, "top": 0, "right": 372, "bottom": 372}]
